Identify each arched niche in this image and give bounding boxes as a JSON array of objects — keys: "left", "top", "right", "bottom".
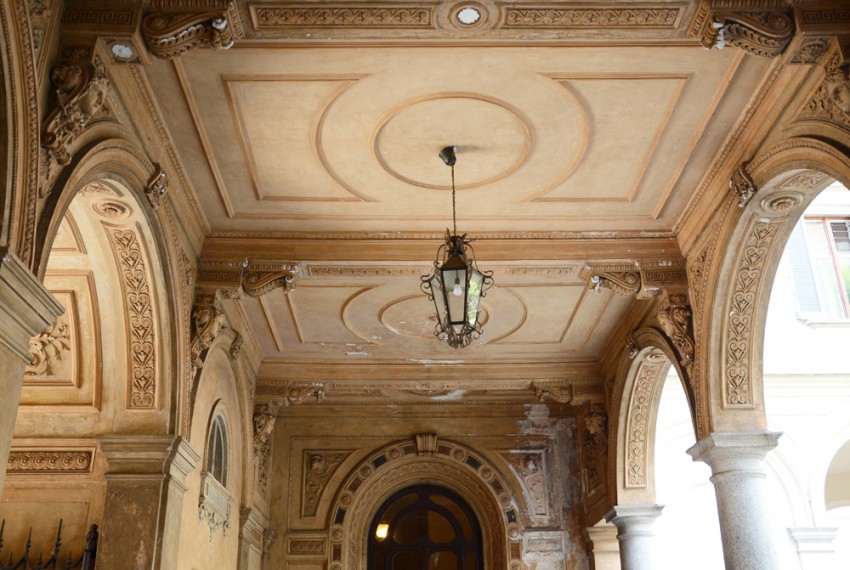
[
  {"left": 825, "top": 439, "right": 850, "bottom": 511},
  {"left": 328, "top": 438, "right": 527, "bottom": 570},
  {"left": 609, "top": 327, "right": 694, "bottom": 507},
  {"left": 703, "top": 137, "right": 850, "bottom": 434},
  {"left": 25, "top": 138, "right": 188, "bottom": 429}
]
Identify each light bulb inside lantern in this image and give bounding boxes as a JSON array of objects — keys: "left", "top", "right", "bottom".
[{"left": 453, "top": 276, "right": 463, "bottom": 297}]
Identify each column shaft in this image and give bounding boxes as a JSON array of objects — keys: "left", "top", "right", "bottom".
[{"left": 688, "top": 431, "right": 782, "bottom": 570}]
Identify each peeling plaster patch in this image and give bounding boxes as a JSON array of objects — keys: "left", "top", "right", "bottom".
[
  {"left": 430, "top": 389, "right": 467, "bottom": 401},
  {"left": 518, "top": 404, "right": 555, "bottom": 435}
]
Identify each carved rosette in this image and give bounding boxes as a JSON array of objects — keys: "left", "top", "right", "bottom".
[
  {"left": 694, "top": 6, "right": 794, "bottom": 58},
  {"left": 730, "top": 161, "right": 757, "bottom": 208},
  {"left": 7, "top": 450, "right": 93, "bottom": 473},
  {"left": 253, "top": 405, "right": 276, "bottom": 495},
  {"left": 41, "top": 62, "right": 109, "bottom": 176},
  {"left": 657, "top": 293, "right": 695, "bottom": 375},
  {"left": 142, "top": 9, "right": 235, "bottom": 59}
]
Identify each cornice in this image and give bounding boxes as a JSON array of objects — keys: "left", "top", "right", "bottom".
[{"left": 201, "top": 233, "right": 682, "bottom": 263}]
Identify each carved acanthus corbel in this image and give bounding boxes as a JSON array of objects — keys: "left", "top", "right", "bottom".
[
  {"left": 142, "top": 4, "right": 239, "bottom": 59},
  {"left": 253, "top": 405, "right": 276, "bottom": 495},
  {"left": 242, "top": 262, "right": 300, "bottom": 297},
  {"left": 657, "top": 293, "right": 695, "bottom": 375},
  {"left": 691, "top": 2, "right": 794, "bottom": 58},
  {"left": 730, "top": 161, "right": 757, "bottom": 207},
  {"left": 271, "top": 383, "right": 325, "bottom": 407},
  {"left": 581, "top": 260, "right": 686, "bottom": 299},
  {"left": 196, "top": 259, "right": 301, "bottom": 298},
  {"left": 145, "top": 166, "right": 168, "bottom": 210},
  {"left": 580, "top": 264, "right": 641, "bottom": 296},
  {"left": 415, "top": 433, "right": 438, "bottom": 456},
  {"left": 190, "top": 295, "right": 225, "bottom": 369},
  {"left": 41, "top": 61, "right": 109, "bottom": 177},
  {"left": 532, "top": 381, "right": 574, "bottom": 404}
]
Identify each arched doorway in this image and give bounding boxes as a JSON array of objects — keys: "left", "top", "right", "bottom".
[{"left": 368, "top": 484, "right": 483, "bottom": 570}]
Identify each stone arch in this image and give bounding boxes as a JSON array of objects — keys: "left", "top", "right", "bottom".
[
  {"left": 705, "top": 136, "right": 850, "bottom": 433},
  {"left": 0, "top": 2, "right": 39, "bottom": 254},
  {"left": 29, "top": 138, "right": 188, "bottom": 426},
  {"left": 329, "top": 438, "right": 526, "bottom": 570},
  {"left": 609, "top": 327, "right": 694, "bottom": 506}
]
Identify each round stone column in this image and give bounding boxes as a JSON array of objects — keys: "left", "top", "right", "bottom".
[
  {"left": 605, "top": 504, "right": 663, "bottom": 570},
  {"left": 688, "top": 431, "right": 782, "bottom": 570}
]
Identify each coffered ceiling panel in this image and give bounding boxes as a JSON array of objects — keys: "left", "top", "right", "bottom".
[{"left": 145, "top": 44, "right": 767, "bottom": 234}]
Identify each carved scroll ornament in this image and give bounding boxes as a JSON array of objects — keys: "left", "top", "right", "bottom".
[
  {"left": 242, "top": 264, "right": 299, "bottom": 297},
  {"left": 145, "top": 166, "right": 168, "bottom": 210},
  {"left": 142, "top": 9, "right": 234, "bottom": 59},
  {"left": 533, "top": 381, "right": 573, "bottom": 404},
  {"left": 699, "top": 9, "right": 794, "bottom": 58},
  {"left": 42, "top": 63, "right": 109, "bottom": 171},
  {"left": 730, "top": 161, "right": 757, "bottom": 208}
]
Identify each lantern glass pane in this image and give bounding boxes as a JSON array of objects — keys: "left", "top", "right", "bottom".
[
  {"left": 430, "top": 274, "right": 446, "bottom": 325},
  {"left": 466, "top": 270, "right": 484, "bottom": 327},
  {"left": 441, "top": 267, "right": 467, "bottom": 325}
]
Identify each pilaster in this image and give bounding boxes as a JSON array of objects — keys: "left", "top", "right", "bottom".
[
  {"left": 0, "top": 251, "right": 63, "bottom": 493},
  {"left": 98, "top": 435, "right": 200, "bottom": 570},
  {"left": 687, "top": 431, "right": 782, "bottom": 570},
  {"left": 788, "top": 527, "right": 838, "bottom": 570},
  {"left": 604, "top": 504, "right": 663, "bottom": 570},
  {"left": 587, "top": 521, "right": 621, "bottom": 570}
]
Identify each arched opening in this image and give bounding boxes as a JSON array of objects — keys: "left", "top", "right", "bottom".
[
  {"left": 653, "top": 366, "right": 721, "bottom": 569},
  {"left": 368, "top": 484, "right": 483, "bottom": 570}
]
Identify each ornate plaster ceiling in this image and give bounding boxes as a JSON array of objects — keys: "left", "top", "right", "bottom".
[{"left": 132, "top": 1, "right": 776, "bottom": 385}]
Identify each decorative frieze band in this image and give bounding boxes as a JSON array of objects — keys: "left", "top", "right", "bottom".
[
  {"left": 107, "top": 228, "right": 157, "bottom": 409},
  {"left": 724, "top": 221, "right": 781, "bottom": 407},
  {"left": 252, "top": 4, "right": 435, "bottom": 29},
  {"left": 7, "top": 450, "right": 94, "bottom": 474},
  {"left": 503, "top": 6, "right": 681, "bottom": 28}
]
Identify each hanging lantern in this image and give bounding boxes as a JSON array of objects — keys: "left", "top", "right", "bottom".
[{"left": 421, "top": 146, "right": 494, "bottom": 348}]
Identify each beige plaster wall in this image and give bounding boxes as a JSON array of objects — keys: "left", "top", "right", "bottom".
[
  {"left": 266, "top": 401, "right": 588, "bottom": 570},
  {"left": 176, "top": 348, "right": 245, "bottom": 569}
]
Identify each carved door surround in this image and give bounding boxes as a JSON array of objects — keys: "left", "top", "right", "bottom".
[{"left": 325, "top": 437, "right": 530, "bottom": 570}]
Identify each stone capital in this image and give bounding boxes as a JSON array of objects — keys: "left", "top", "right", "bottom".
[
  {"left": 0, "top": 251, "right": 64, "bottom": 362},
  {"left": 605, "top": 504, "right": 664, "bottom": 537},
  {"left": 98, "top": 435, "right": 200, "bottom": 484},
  {"left": 687, "top": 431, "right": 781, "bottom": 476}
]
